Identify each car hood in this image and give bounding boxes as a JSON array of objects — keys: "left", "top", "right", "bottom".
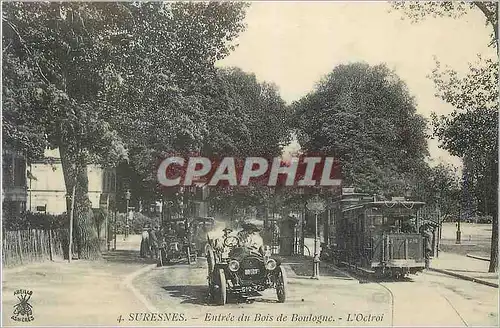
[
  {"left": 228, "top": 247, "right": 282, "bottom": 266},
  {"left": 228, "top": 247, "right": 261, "bottom": 260}
]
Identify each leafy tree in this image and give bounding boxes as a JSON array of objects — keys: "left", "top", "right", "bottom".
[
  {"left": 2, "top": 2, "right": 249, "bottom": 258},
  {"left": 204, "top": 68, "right": 291, "bottom": 217},
  {"left": 101, "top": 3, "right": 250, "bottom": 206},
  {"left": 430, "top": 58, "right": 498, "bottom": 271},
  {"left": 391, "top": 1, "right": 498, "bottom": 49},
  {"left": 393, "top": 0, "right": 499, "bottom": 273},
  {"left": 292, "top": 63, "right": 429, "bottom": 196},
  {"left": 3, "top": 2, "right": 128, "bottom": 259},
  {"left": 414, "top": 163, "right": 461, "bottom": 217}
]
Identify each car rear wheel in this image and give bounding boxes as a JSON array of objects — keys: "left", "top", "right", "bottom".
[
  {"left": 207, "top": 248, "right": 215, "bottom": 274},
  {"left": 276, "top": 266, "right": 287, "bottom": 303}
]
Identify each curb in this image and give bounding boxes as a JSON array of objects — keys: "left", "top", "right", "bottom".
[
  {"left": 466, "top": 254, "right": 490, "bottom": 261},
  {"left": 122, "top": 264, "right": 158, "bottom": 312},
  {"left": 429, "top": 267, "right": 498, "bottom": 288}
]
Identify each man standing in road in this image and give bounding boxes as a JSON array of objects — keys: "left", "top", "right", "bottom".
[
  {"left": 149, "top": 225, "right": 159, "bottom": 259},
  {"left": 140, "top": 225, "right": 150, "bottom": 258},
  {"left": 420, "top": 223, "right": 433, "bottom": 269}
]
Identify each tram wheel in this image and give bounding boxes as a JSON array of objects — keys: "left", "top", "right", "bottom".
[{"left": 374, "top": 268, "right": 384, "bottom": 279}]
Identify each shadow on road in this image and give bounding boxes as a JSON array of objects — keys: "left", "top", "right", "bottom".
[
  {"left": 450, "top": 269, "right": 486, "bottom": 274},
  {"left": 102, "top": 250, "right": 158, "bottom": 265},
  {"left": 161, "top": 285, "right": 269, "bottom": 306},
  {"left": 343, "top": 269, "right": 416, "bottom": 284},
  {"left": 251, "top": 297, "right": 279, "bottom": 304},
  {"left": 284, "top": 262, "right": 353, "bottom": 280},
  {"left": 162, "top": 285, "right": 209, "bottom": 305}
]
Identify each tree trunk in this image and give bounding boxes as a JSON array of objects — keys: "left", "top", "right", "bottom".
[
  {"left": 489, "top": 213, "right": 498, "bottom": 272},
  {"left": 60, "top": 145, "right": 101, "bottom": 260},
  {"left": 488, "top": 155, "right": 498, "bottom": 273}
]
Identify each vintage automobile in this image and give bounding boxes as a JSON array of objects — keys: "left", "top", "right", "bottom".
[
  {"left": 206, "top": 228, "right": 287, "bottom": 305},
  {"left": 319, "top": 242, "right": 336, "bottom": 262},
  {"left": 191, "top": 217, "right": 216, "bottom": 256},
  {"left": 158, "top": 218, "right": 198, "bottom": 266}
]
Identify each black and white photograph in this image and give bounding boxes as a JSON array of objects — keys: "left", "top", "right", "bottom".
[{"left": 1, "top": 1, "right": 499, "bottom": 327}]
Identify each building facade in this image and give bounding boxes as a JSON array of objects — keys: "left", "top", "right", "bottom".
[{"left": 28, "top": 149, "right": 116, "bottom": 215}]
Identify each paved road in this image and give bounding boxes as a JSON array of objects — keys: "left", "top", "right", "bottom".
[
  {"left": 132, "top": 256, "right": 498, "bottom": 327},
  {"left": 121, "top": 221, "right": 497, "bottom": 327},
  {"left": 134, "top": 258, "right": 390, "bottom": 327}
]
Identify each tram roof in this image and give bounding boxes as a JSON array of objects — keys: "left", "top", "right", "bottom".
[
  {"left": 369, "top": 200, "right": 426, "bottom": 207},
  {"left": 341, "top": 200, "right": 426, "bottom": 212}
]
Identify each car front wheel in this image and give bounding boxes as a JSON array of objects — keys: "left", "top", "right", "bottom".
[
  {"left": 217, "top": 269, "right": 227, "bottom": 305},
  {"left": 276, "top": 266, "right": 287, "bottom": 303}
]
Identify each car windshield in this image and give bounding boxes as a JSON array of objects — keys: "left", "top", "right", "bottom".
[{"left": 236, "top": 229, "right": 263, "bottom": 250}]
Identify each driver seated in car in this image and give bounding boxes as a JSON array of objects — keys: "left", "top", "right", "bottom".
[
  {"left": 238, "top": 223, "right": 264, "bottom": 252},
  {"left": 212, "top": 228, "right": 233, "bottom": 254}
]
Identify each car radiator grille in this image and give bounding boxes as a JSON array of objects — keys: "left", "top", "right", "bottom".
[{"left": 240, "top": 257, "right": 265, "bottom": 280}]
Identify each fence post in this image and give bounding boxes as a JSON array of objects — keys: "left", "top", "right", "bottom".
[
  {"left": 34, "top": 230, "right": 39, "bottom": 261},
  {"left": 17, "top": 230, "right": 23, "bottom": 264},
  {"left": 49, "top": 229, "right": 53, "bottom": 261}
]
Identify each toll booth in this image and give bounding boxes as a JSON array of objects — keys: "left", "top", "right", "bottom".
[{"left": 279, "top": 216, "right": 298, "bottom": 256}]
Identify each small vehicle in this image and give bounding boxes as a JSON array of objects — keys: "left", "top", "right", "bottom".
[
  {"left": 158, "top": 218, "right": 197, "bottom": 266},
  {"left": 319, "top": 243, "right": 336, "bottom": 262},
  {"left": 191, "top": 217, "right": 216, "bottom": 256},
  {"left": 468, "top": 216, "right": 493, "bottom": 224},
  {"left": 206, "top": 228, "right": 287, "bottom": 305}
]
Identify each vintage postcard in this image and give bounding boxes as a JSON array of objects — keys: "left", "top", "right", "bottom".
[{"left": 2, "top": 1, "right": 498, "bottom": 327}]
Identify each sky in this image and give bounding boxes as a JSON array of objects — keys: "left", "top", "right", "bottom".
[{"left": 216, "top": 1, "right": 496, "bottom": 168}]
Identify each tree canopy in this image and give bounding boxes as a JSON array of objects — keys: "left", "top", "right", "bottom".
[
  {"left": 2, "top": 2, "right": 250, "bottom": 258},
  {"left": 292, "top": 62, "right": 429, "bottom": 196},
  {"left": 393, "top": 0, "right": 499, "bottom": 272},
  {"left": 391, "top": 1, "right": 498, "bottom": 49}
]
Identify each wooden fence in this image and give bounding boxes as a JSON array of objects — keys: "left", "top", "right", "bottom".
[{"left": 2, "top": 229, "right": 68, "bottom": 267}]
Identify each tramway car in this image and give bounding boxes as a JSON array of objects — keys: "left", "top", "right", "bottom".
[{"left": 332, "top": 195, "right": 426, "bottom": 278}]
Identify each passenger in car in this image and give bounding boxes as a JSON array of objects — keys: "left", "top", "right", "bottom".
[{"left": 238, "top": 223, "right": 264, "bottom": 251}]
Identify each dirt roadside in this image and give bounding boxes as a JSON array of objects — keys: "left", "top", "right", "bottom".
[{"left": 2, "top": 251, "right": 153, "bottom": 327}]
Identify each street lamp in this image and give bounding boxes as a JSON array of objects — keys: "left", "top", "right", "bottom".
[
  {"left": 306, "top": 195, "right": 326, "bottom": 280},
  {"left": 436, "top": 195, "right": 442, "bottom": 258},
  {"left": 125, "top": 189, "right": 131, "bottom": 240}
]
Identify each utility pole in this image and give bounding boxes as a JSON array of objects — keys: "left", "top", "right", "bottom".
[
  {"left": 67, "top": 168, "right": 79, "bottom": 264},
  {"left": 125, "top": 190, "right": 131, "bottom": 240},
  {"left": 113, "top": 210, "right": 117, "bottom": 250},
  {"left": 113, "top": 169, "right": 117, "bottom": 251},
  {"left": 68, "top": 182, "right": 76, "bottom": 263},
  {"left": 436, "top": 205, "right": 443, "bottom": 258},
  {"left": 306, "top": 195, "right": 326, "bottom": 280}
]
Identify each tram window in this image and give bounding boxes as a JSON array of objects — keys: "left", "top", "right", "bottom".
[{"left": 373, "top": 216, "right": 383, "bottom": 225}]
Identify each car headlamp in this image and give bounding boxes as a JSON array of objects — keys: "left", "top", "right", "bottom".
[
  {"left": 263, "top": 245, "right": 272, "bottom": 257},
  {"left": 266, "top": 259, "right": 277, "bottom": 271},
  {"left": 229, "top": 260, "right": 240, "bottom": 272}
]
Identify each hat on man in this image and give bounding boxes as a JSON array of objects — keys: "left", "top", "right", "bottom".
[{"left": 241, "top": 222, "right": 260, "bottom": 232}]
